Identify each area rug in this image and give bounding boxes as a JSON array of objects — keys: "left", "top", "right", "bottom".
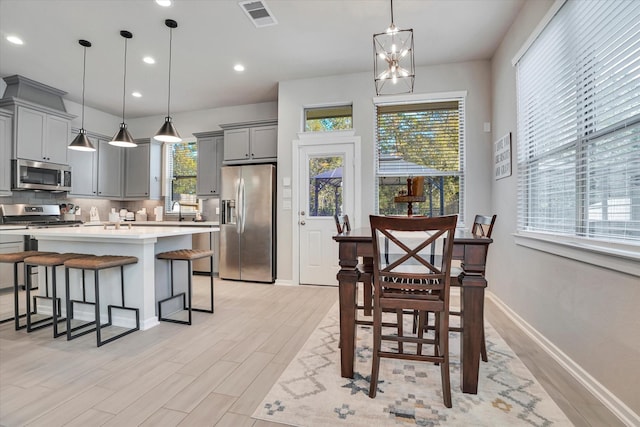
[{"left": 253, "top": 302, "right": 572, "bottom": 426}]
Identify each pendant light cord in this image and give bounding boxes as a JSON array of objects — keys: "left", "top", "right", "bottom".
[
  {"left": 167, "top": 26, "right": 173, "bottom": 118},
  {"left": 122, "top": 37, "right": 128, "bottom": 123},
  {"left": 81, "top": 45, "right": 87, "bottom": 129},
  {"left": 390, "top": 0, "right": 394, "bottom": 26}
]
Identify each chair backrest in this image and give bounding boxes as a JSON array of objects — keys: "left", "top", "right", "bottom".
[
  {"left": 369, "top": 215, "right": 458, "bottom": 299},
  {"left": 334, "top": 214, "right": 351, "bottom": 234},
  {"left": 471, "top": 214, "right": 496, "bottom": 238}
]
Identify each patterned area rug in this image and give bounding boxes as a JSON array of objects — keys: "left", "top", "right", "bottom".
[{"left": 253, "top": 302, "right": 573, "bottom": 426}]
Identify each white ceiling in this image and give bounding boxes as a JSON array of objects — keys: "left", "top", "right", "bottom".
[{"left": 0, "top": 0, "right": 524, "bottom": 118}]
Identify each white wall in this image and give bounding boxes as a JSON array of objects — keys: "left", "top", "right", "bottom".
[
  {"left": 277, "top": 61, "right": 493, "bottom": 283},
  {"left": 128, "top": 102, "right": 277, "bottom": 140},
  {"left": 490, "top": 0, "right": 639, "bottom": 419}
]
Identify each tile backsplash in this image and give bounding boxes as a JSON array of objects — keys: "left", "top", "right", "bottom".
[{"left": 1, "top": 192, "right": 219, "bottom": 223}]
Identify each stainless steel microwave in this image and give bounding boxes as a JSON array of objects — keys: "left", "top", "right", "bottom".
[{"left": 12, "top": 159, "right": 71, "bottom": 192}]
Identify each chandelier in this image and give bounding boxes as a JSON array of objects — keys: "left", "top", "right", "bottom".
[{"left": 373, "top": 0, "right": 415, "bottom": 95}]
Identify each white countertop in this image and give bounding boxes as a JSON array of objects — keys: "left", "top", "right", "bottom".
[
  {"left": 0, "top": 224, "right": 28, "bottom": 231},
  {"left": 1, "top": 225, "right": 218, "bottom": 240},
  {"left": 131, "top": 220, "right": 219, "bottom": 226}
]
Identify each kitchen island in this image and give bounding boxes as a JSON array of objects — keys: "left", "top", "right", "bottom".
[{"left": 1, "top": 225, "right": 218, "bottom": 330}]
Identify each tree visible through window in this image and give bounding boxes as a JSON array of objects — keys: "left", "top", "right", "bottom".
[
  {"left": 166, "top": 142, "right": 198, "bottom": 214},
  {"left": 305, "top": 105, "right": 353, "bottom": 132},
  {"left": 375, "top": 99, "right": 464, "bottom": 218}
]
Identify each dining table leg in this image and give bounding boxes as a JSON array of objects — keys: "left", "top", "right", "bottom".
[{"left": 459, "top": 272, "right": 487, "bottom": 394}]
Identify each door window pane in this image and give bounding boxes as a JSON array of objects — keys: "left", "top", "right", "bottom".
[{"left": 308, "top": 156, "right": 343, "bottom": 217}]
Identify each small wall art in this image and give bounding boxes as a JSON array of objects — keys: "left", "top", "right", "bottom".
[{"left": 494, "top": 132, "right": 512, "bottom": 180}]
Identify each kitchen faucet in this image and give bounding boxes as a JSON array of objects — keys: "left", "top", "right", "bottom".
[{"left": 172, "top": 201, "right": 199, "bottom": 221}]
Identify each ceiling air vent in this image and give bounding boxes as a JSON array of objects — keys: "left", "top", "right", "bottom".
[{"left": 239, "top": 0, "right": 277, "bottom": 28}]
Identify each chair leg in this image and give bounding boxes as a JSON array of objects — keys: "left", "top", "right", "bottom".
[
  {"left": 481, "top": 327, "right": 488, "bottom": 362},
  {"left": 369, "top": 305, "right": 382, "bottom": 398},
  {"left": 416, "top": 311, "right": 426, "bottom": 355},
  {"left": 396, "top": 309, "right": 403, "bottom": 354},
  {"left": 439, "top": 311, "right": 452, "bottom": 408}
]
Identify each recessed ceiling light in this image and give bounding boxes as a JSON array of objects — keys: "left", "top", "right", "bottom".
[
  {"left": 156, "top": 0, "right": 171, "bottom": 7},
  {"left": 132, "top": 92, "right": 142, "bottom": 98},
  {"left": 234, "top": 64, "right": 245, "bottom": 72},
  {"left": 6, "top": 35, "right": 24, "bottom": 45},
  {"left": 143, "top": 56, "right": 156, "bottom": 64}
]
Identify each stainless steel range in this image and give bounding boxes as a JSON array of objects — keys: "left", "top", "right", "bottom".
[
  {"left": 0, "top": 204, "right": 83, "bottom": 252},
  {"left": 1, "top": 204, "right": 83, "bottom": 230}
]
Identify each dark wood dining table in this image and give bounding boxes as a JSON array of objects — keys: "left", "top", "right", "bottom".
[{"left": 333, "top": 227, "right": 492, "bottom": 394}]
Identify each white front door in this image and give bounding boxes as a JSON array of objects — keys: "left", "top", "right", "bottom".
[{"left": 296, "top": 137, "right": 359, "bottom": 286}]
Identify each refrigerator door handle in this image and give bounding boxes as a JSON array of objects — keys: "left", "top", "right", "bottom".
[
  {"left": 239, "top": 177, "right": 246, "bottom": 234},
  {"left": 236, "top": 178, "right": 242, "bottom": 234}
]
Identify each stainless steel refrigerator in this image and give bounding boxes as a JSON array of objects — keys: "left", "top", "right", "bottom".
[{"left": 219, "top": 164, "right": 276, "bottom": 283}]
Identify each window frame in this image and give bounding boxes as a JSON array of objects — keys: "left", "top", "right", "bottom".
[
  {"left": 513, "top": 0, "right": 640, "bottom": 276},
  {"left": 163, "top": 140, "right": 200, "bottom": 216},
  {"left": 373, "top": 91, "right": 467, "bottom": 223}
]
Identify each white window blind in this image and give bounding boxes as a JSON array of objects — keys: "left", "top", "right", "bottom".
[
  {"left": 375, "top": 98, "right": 465, "bottom": 218},
  {"left": 516, "top": 0, "right": 640, "bottom": 243}
]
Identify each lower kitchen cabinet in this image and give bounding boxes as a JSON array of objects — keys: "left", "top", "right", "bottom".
[{"left": 0, "top": 234, "right": 24, "bottom": 290}]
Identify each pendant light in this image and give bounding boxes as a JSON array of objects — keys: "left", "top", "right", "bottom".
[
  {"left": 373, "top": 0, "right": 415, "bottom": 95},
  {"left": 110, "top": 30, "right": 137, "bottom": 147},
  {"left": 69, "top": 39, "right": 96, "bottom": 151},
  {"left": 154, "top": 19, "right": 181, "bottom": 143}
]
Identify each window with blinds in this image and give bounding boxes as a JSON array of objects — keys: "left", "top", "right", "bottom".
[
  {"left": 516, "top": 0, "right": 640, "bottom": 243},
  {"left": 375, "top": 98, "right": 465, "bottom": 217}
]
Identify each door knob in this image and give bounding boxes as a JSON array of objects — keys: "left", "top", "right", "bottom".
[
  {"left": 300, "top": 211, "right": 306, "bottom": 216},
  {"left": 300, "top": 220, "right": 306, "bottom": 225}
]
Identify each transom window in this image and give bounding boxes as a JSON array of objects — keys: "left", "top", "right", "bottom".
[
  {"left": 304, "top": 104, "right": 353, "bottom": 132},
  {"left": 374, "top": 97, "right": 465, "bottom": 218}
]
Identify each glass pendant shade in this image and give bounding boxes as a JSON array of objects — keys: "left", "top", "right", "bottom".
[
  {"left": 373, "top": 1, "right": 415, "bottom": 95},
  {"left": 69, "top": 39, "right": 96, "bottom": 151},
  {"left": 110, "top": 30, "right": 136, "bottom": 147},
  {"left": 155, "top": 116, "right": 181, "bottom": 142},
  {"left": 111, "top": 122, "right": 136, "bottom": 147},
  {"left": 69, "top": 129, "right": 95, "bottom": 151},
  {"left": 154, "top": 19, "right": 181, "bottom": 143}
]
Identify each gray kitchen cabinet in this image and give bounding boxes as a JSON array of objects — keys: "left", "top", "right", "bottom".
[
  {"left": 68, "top": 131, "right": 99, "bottom": 197},
  {"left": 97, "top": 139, "right": 123, "bottom": 198},
  {"left": 194, "top": 130, "right": 223, "bottom": 197},
  {"left": 0, "top": 110, "right": 12, "bottom": 196},
  {"left": 0, "top": 238, "right": 24, "bottom": 290},
  {"left": 14, "top": 105, "right": 72, "bottom": 165},
  {"left": 124, "top": 139, "right": 162, "bottom": 199},
  {"left": 0, "top": 75, "right": 74, "bottom": 165},
  {"left": 221, "top": 120, "right": 277, "bottom": 164}
]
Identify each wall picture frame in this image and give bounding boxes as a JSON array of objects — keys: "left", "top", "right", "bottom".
[{"left": 494, "top": 132, "right": 512, "bottom": 180}]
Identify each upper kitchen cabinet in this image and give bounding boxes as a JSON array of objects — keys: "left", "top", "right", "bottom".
[
  {"left": 0, "top": 110, "right": 12, "bottom": 196},
  {"left": 221, "top": 120, "right": 277, "bottom": 164},
  {"left": 123, "top": 139, "right": 162, "bottom": 200},
  {"left": 97, "top": 139, "right": 123, "bottom": 199},
  {"left": 0, "top": 75, "right": 74, "bottom": 165},
  {"left": 68, "top": 130, "right": 100, "bottom": 197},
  {"left": 194, "top": 130, "right": 223, "bottom": 197}
]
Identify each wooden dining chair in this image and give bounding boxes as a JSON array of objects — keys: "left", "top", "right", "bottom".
[
  {"left": 450, "top": 214, "right": 496, "bottom": 362},
  {"left": 369, "top": 214, "right": 458, "bottom": 408}
]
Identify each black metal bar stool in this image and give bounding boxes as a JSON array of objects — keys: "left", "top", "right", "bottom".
[
  {"left": 23, "top": 253, "right": 86, "bottom": 337},
  {"left": 156, "top": 249, "right": 214, "bottom": 325},
  {"left": 64, "top": 255, "right": 140, "bottom": 347},
  {"left": 0, "top": 251, "right": 57, "bottom": 330}
]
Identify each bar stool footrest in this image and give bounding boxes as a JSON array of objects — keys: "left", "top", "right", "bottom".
[
  {"left": 158, "top": 292, "right": 190, "bottom": 325},
  {"left": 98, "top": 305, "right": 140, "bottom": 347}
]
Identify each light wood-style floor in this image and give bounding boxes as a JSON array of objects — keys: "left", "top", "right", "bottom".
[{"left": 0, "top": 278, "right": 623, "bottom": 426}]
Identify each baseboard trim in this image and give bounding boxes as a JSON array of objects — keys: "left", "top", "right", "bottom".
[
  {"left": 275, "top": 279, "right": 296, "bottom": 286},
  {"left": 487, "top": 291, "right": 639, "bottom": 427}
]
